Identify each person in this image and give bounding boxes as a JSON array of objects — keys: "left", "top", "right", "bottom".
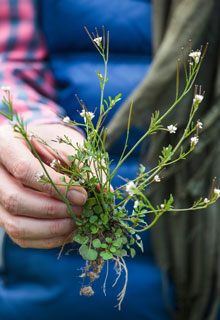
[
  {"left": 0, "top": 1, "right": 219, "bottom": 319},
  {"left": 0, "top": 1, "right": 173, "bottom": 319}
]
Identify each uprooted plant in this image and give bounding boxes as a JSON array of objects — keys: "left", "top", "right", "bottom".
[{"left": 0, "top": 28, "right": 219, "bottom": 310}]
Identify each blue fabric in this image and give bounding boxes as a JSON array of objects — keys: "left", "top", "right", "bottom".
[
  {"left": 0, "top": 236, "right": 174, "bottom": 320},
  {"left": 0, "top": 1, "right": 175, "bottom": 319}
]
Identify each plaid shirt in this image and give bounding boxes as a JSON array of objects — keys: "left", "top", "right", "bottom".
[{"left": 0, "top": 0, "right": 62, "bottom": 125}]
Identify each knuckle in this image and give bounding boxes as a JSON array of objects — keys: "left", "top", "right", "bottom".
[
  {"left": 2, "top": 192, "right": 19, "bottom": 214},
  {"left": 12, "top": 159, "right": 29, "bottom": 180},
  {"left": 49, "top": 220, "right": 62, "bottom": 236},
  {"left": 44, "top": 203, "right": 60, "bottom": 218}
]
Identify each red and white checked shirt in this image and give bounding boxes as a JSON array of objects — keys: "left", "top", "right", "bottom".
[{"left": 0, "top": 0, "right": 62, "bottom": 125}]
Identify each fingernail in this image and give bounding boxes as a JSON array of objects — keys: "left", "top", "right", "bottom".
[{"left": 67, "top": 190, "right": 87, "bottom": 206}]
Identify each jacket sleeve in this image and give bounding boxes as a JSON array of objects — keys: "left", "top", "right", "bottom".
[{"left": 0, "top": 0, "right": 63, "bottom": 126}]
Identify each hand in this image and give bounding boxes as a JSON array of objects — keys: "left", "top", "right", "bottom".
[{"left": 0, "top": 123, "right": 87, "bottom": 249}]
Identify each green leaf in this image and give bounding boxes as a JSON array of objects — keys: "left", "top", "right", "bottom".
[
  {"left": 89, "top": 215, "right": 98, "bottom": 224},
  {"left": 121, "top": 237, "right": 127, "bottom": 244},
  {"left": 79, "top": 245, "right": 98, "bottom": 261},
  {"left": 90, "top": 225, "right": 98, "bottom": 234},
  {"left": 105, "top": 237, "right": 112, "bottom": 243},
  {"left": 73, "top": 234, "right": 89, "bottom": 245},
  {"left": 93, "top": 205, "right": 102, "bottom": 214},
  {"left": 168, "top": 194, "right": 174, "bottom": 206},
  {"left": 137, "top": 240, "right": 144, "bottom": 253},
  {"left": 110, "top": 246, "right": 116, "bottom": 253},
  {"left": 130, "top": 248, "right": 136, "bottom": 258},
  {"left": 68, "top": 155, "right": 75, "bottom": 163},
  {"left": 112, "top": 239, "right": 122, "bottom": 248},
  {"left": 60, "top": 176, "right": 66, "bottom": 183},
  {"left": 101, "top": 243, "right": 108, "bottom": 249},
  {"left": 100, "top": 214, "right": 108, "bottom": 224},
  {"left": 85, "top": 197, "right": 97, "bottom": 208},
  {"left": 115, "top": 249, "right": 127, "bottom": 257},
  {"left": 139, "top": 163, "right": 146, "bottom": 174},
  {"left": 136, "top": 234, "right": 141, "bottom": 240},
  {"left": 79, "top": 244, "right": 88, "bottom": 256},
  {"left": 112, "top": 237, "right": 126, "bottom": 248},
  {"left": 100, "top": 251, "right": 113, "bottom": 260},
  {"left": 115, "top": 229, "right": 122, "bottom": 237},
  {"left": 83, "top": 208, "right": 93, "bottom": 217},
  {"left": 92, "top": 239, "right": 101, "bottom": 248}
]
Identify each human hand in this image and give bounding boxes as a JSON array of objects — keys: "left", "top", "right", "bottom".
[{"left": 0, "top": 123, "right": 87, "bottom": 249}]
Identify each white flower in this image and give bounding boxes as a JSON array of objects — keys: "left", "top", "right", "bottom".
[
  {"left": 154, "top": 175, "right": 161, "bottom": 182},
  {"left": 50, "top": 159, "right": 61, "bottom": 168},
  {"left": 63, "top": 116, "right": 71, "bottom": 124},
  {"left": 167, "top": 125, "right": 177, "bottom": 134},
  {"left": 190, "top": 136, "right": 199, "bottom": 146},
  {"left": 125, "top": 181, "right": 137, "bottom": 196},
  {"left": 35, "top": 172, "right": 44, "bottom": 182},
  {"left": 214, "top": 188, "right": 220, "bottom": 198},
  {"left": 160, "top": 204, "right": 165, "bottom": 209},
  {"left": 193, "top": 94, "right": 204, "bottom": 105},
  {"left": 80, "top": 110, "right": 95, "bottom": 123},
  {"left": 197, "top": 121, "right": 203, "bottom": 129},
  {"left": 189, "top": 51, "right": 201, "bottom": 64},
  {"left": 1, "top": 86, "right": 11, "bottom": 92},
  {"left": 93, "top": 37, "right": 102, "bottom": 47},
  {"left": 204, "top": 198, "right": 210, "bottom": 204},
  {"left": 134, "top": 200, "right": 140, "bottom": 209}
]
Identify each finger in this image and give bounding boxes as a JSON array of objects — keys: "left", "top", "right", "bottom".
[
  {"left": 10, "top": 235, "right": 72, "bottom": 249},
  {"left": 0, "top": 131, "right": 87, "bottom": 206},
  {"left": 0, "top": 204, "right": 76, "bottom": 240},
  {"left": 0, "top": 164, "right": 83, "bottom": 219}
]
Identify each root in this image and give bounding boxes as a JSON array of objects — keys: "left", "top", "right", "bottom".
[
  {"left": 103, "top": 260, "right": 109, "bottom": 296},
  {"left": 80, "top": 286, "right": 94, "bottom": 296},
  {"left": 112, "top": 257, "right": 128, "bottom": 311}
]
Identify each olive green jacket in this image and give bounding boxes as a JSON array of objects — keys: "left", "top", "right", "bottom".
[{"left": 107, "top": 1, "right": 220, "bottom": 319}]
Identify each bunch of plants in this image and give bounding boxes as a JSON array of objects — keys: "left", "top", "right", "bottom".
[{"left": 0, "top": 28, "right": 219, "bottom": 309}]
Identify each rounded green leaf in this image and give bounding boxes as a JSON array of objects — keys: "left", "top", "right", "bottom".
[
  {"left": 89, "top": 215, "right": 98, "bottom": 224},
  {"left": 105, "top": 237, "right": 112, "bottom": 243},
  {"left": 79, "top": 245, "right": 98, "bottom": 261},
  {"left": 90, "top": 225, "right": 98, "bottom": 234},
  {"left": 83, "top": 209, "right": 92, "bottom": 217},
  {"left": 73, "top": 234, "right": 89, "bottom": 245},
  {"left": 110, "top": 246, "right": 116, "bottom": 253},
  {"left": 115, "top": 249, "right": 127, "bottom": 257},
  {"left": 92, "top": 239, "right": 101, "bottom": 248},
  {"left": 115, "top": 229, "right": 122, "bottom": 237},
  {"left": 100, "top": 214, "right": 108, "bottom": 224},
  {"left": 79, "top": 244, "right": 89, "bottom": 257},
  {"left": 100, "top": 251, "right": 113, "bottom": 260},
  {"left": 84, "top": 248, "right": 98, "bottom": 261},
  {"left": 93, "top": 205, "right": 102, "bottom": 214}
]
